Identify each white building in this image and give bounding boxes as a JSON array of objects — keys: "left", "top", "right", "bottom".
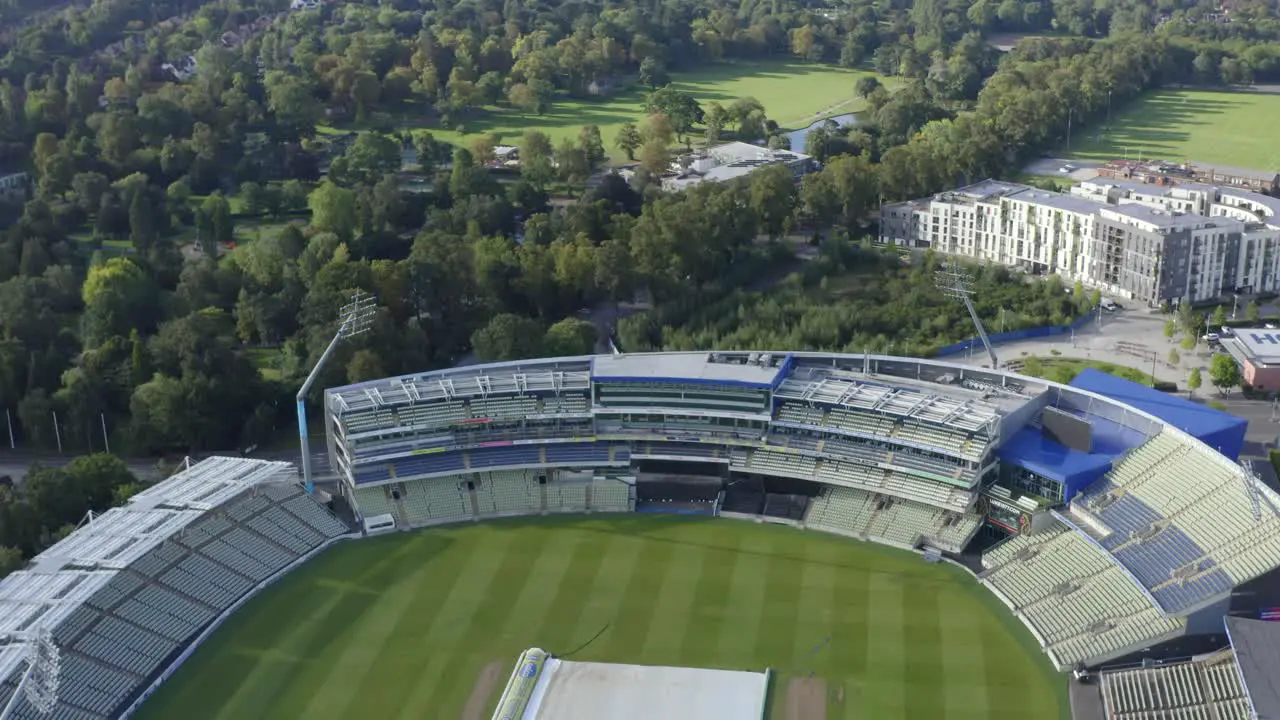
[
  {"left": 661, "top": 141, "right": 816, "bottom": 192},
  {"left": 882, "top": 179, "right": 1280, "bottom": 306}
]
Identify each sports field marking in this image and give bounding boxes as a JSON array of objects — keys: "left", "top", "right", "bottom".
[
  {"left": 785, "top": 676, "right": 827, "bottom": 719},
  {"left": 462, "top": 660, "right": 504, "bottom": 720}
]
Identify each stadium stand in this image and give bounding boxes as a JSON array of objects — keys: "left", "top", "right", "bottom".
[
  {"left": 980, "top": 522, "right": 1185, "bottom": 669},
  {"left": 0, "top": 457, "right": 348, "bottom": 720},
  {"left": 321, "top": 351, "right": 1280, "bottom": 672},
  {"left": 1066, "top": 429, "right": 1280, "bottom": 614}
]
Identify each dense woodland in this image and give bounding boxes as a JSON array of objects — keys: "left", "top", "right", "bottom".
[{"left": 0, "top": 0, "right": 1277, "bottom": 456}]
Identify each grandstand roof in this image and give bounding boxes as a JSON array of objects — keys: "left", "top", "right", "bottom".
[
  {"left": 591, "top": 353, "right": 786, "bottom": 389},
  {"left": 996, "top": 427, "right": 1114, "bottom": 485},
  {"left": 1225, "top": 616, "right": 1280, "bottom": 720},
  {"left": 776, "top": 366, "right": 1002, "bottom": 433},
  {"left": 1068, "top": 369, "right": 1246, "bottom": 459},
  {"left": 328, "top": 359, "right": 594, "bottom": 413},
  {"left": 0, "top": 457, "right": 297, "bottom": 650}
]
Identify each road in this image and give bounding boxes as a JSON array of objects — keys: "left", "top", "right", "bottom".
[{"left": 1020, "top": 157, "right": 1103, "bottom": 181}]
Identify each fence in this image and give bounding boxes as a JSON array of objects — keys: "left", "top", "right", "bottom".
[{"left": 934, "top": 309, "right": 1099, "bottom": 358}]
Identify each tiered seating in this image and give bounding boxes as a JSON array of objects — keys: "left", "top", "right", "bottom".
[
  {"left": 542, "top": 394, "right": 589, "bottom": 414},
  {"left": 398, "top": 402, "right": 467, "bottom": 426},
  {"left": 547, "top": 482, "right": 588, "bottom": 512},
  {"left": 826, "top": 408, "right": 895, "bottom": 436},
  {"left": 390, "top": 451, "right": 467, "bottom": 479},
  {"left": 482, "top": 472, "right": 542, "bottom": 514},
  {"left": 981, "top": 524, "right": 1185, "bottom": 669},
  {"left": 817, "top": 460, "right": 972, "bottom": 511},
  {"left": 589, "top": 480, "right": 632, "bottom": 512},
  {"left": 354, "top": 486, "right": 394, "bottom": 517},
  {"left": 468, "top": 445, "right": 541, "bottom": 469},
  {"left": 468, "top": 396, "right": 538, "bottom": 421},
  {"left": 805, "top": 486, "right": 878, "bottom": 535},
  {"left": 544, "top": 443, "right": 612, "bottom": 465},
  {"left": 342, "top": 409, "right": 398, "bottom": 432},
  {"left": 776, "top": 402, "right": 826, "bottom": 426},
  {"left": 1071, "top": 429, "right": 1280, "bottom": 612},
  {"left": 1101, "top": 654, "right": 1250, "bottom": 720},
  {"left": 742, "top": 449, "right": 817, "bottom": 480},
  {"left": 400, "top": 477, "right": 471, "bottom": 525}
]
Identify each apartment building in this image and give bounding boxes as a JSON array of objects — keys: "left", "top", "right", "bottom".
[{"left": 882, "top": 178, "right": 1280, "bottom": 307}]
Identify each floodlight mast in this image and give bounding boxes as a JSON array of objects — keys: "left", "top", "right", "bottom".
[
  {"left": 0, "top": 628, "right": 59, "bottom": 720},
  {"left": 296, "top": 290, "right": 377, "bottom": 493},
  {"left": 936, "top": 259, "right": 998, "bottom": 369}
]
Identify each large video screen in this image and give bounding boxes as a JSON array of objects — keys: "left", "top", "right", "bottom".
[{"left": 1042, "top": 406, "right": 1094, "bottom": 453}]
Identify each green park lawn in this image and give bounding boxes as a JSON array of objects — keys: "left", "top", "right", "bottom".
[
  {"left": 332, "top": 59, "right": 886, "bottom": 161},
  {"left": 1066, "top": 89, "right": 1280, "bottom": 172},
  {"left": 136, "top": 515, "right": 1067, "bottom": 720}
]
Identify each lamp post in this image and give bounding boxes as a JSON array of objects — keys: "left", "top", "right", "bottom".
[{"left": 296, "top": 290, "right": 377, "bottom": 492}]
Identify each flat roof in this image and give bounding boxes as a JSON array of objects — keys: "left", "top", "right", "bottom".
[
  {"left": 527, "top": 660, "right": 768, "bottom": 720},
  {"left": 1225, "top": 616, "right": 1280, "bottom": 720},
  {"left": 1102, "top": 203, "right": 1225, "bottom": 229},
  {"left": 1227, "top": 328, "right": 1280, "bottom": 365},
  {"left": 1007, "top": 188, "right": 1106, "bottom": 215},
  {"left": 996, "top": 426, "right": 1114, "bottom": 485},
  {"left": 591, "top": 354, "right": 784, "bottom": 389}
]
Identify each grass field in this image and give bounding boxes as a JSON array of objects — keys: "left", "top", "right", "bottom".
[
  {"left": 332, "top": 60, "right": 883, "bottom": 161},
  {"left": 1066, "top": 89, "right": 1280, "bottom": 172},
  {"left": 136, "top": 516, "right": 1066, "bottom": 720}
]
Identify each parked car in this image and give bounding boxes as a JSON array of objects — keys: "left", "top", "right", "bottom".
[
  {"left": 1204, "top": 332, "right": 1221, "bottom": 343},
  {"left": 1266, "top": 323, "right": 1277, "bottom": 330}
]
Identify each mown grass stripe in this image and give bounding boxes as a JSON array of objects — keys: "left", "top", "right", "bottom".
[
  {"left": 752, "top": 528, "right": 806, "bottom": 671},
  {"left": 594, "top": 521, "right": 675, "bottom": 660},
  {"left": 565, "top": 522, "right": 644, "bottom": 661},
  {"left": 902, "top": 576, "right": 946, "bottom": 720},
  {"left": 939, "top": 590, "right": 990, "bottom": 719},
  {"left": 861, "top": 566, "right": 906, "bottom": 718},
  {"left": 680, "top": 524, "right": 738, "bottom": 669},
  {"left": 389, "top": 526, "right": 524, "bottom": 719},
  {"left": 640, "top": 527, "right": 706, "bottom": 663},
  {"left": 713, "top": 528, "right": 770, "bottom": 668}
]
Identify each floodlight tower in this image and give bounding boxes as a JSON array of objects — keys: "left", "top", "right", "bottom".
[
  {"left": 0, "top": 628, "right": 60, "bottom": 720},
  {"left": 296, "top": 290, "right": 377, "bottom": 492},
  {"left": 936, "top": 258, "right": 998, "bottom": 369}
]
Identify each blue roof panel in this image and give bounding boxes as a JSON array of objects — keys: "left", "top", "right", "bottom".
[{"left": 1068, "top": 369, "right": 1246, "bottom": 460}]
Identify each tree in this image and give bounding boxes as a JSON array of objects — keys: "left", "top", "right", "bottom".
[
  {"left": 703, "top": 102, "right": 728, "bottom": 146},
  {"left": 201, "top": 192, "right": 234, "bottom": 246},
  {"left": 411, "top": 130, "right": 439, "bottom": 173},
  {"left": 82, "top": 257, "right": 156, "bottom": 346},
  {"left": 1088, "top": 288, "right": 1102, "bottom": 310},
  {"left": 749, "top": 164, "right": 797, "bottom": 239},
  {"left": 470, "top": 313, "right": 544, "bottom": 361},
  {"left": 240, "top": 181, "right": 269, "bottom": 216},
  {"left": 1210, "top": 354, "right": 1241, "bottom": 393},
  {"left": 615, "top": 123, "right": 642, "bottom": 161},
  {"left": 346, "top": 349, "right": 386, "bottom": 383},
  {"left": 855, "top": 76, "right": 882, "bottom": 99},
  {"left": 309, "top": 180, "right": 358, "bottom": 239},
  {"left": 1188, "top": 367, "right": 1202, "bottom": 396},
  {"left": 1163, "top": 319, "right": 1176, "bottom": 340},
  {"left": 1212, "top": 305, "right": 1226, "bottom": 327},
  {"left": 340, "top": 132, "right": 402, "bottom": 185},
  {"left": 643, "top": 88, "right": 703, "bottom": 133},
  {"left": 579, "top": 125, "right": 606, "bottom": 170},
  {"left": 128, "top": 188, "right": 157, "bottom": 254},
  {"left": 639, "top": 57, "right": 670, "bottom": 89},
  {"left": 1247, "top": 300, "right": 1260, "bottom": 323},
  {"left": 556, "top": 139, "right": 590, "bottom": 184},
  {"left": 640, "top": 114, "right": 676, "bottom": 146},
  {"left": 0, "top": 546, "right": 23, "bottom": 578},
  {"left": 1168, "top": 348, "right": 1180, "bottom": 366},
  {"left": 543, "top": 318, "right": 597, "bottom": 356},
  {"left": 638, "top": 140, "right": 670, "bottom": 175},
  {"left": 520, "top": 130, "right": 555, "bottom": 186},
  {"left": 1181, "top": 334, "right": 1198, "bottom": 351}
]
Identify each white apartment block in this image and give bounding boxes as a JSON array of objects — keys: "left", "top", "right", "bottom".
[{"left": 881, "top": 178, "right": 1280, "bottom": 306}]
